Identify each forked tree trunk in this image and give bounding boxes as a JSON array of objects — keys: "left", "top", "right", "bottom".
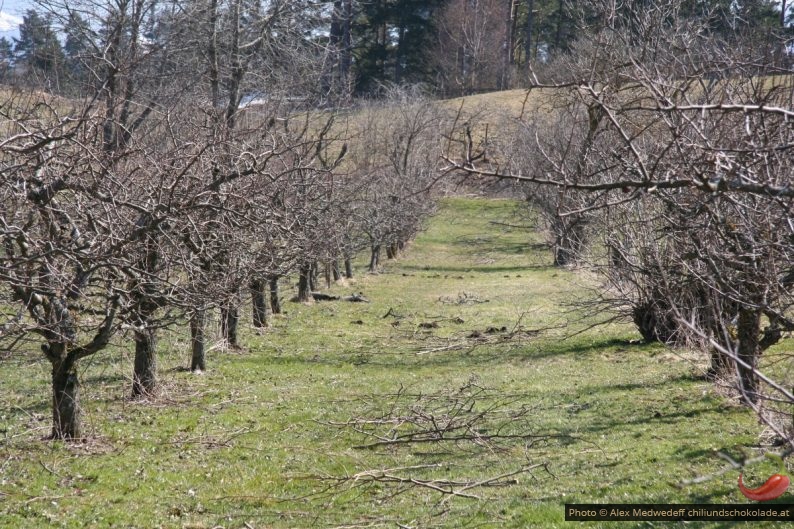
[
  {"left": 369, "top": 245, "right": 380, "bottom": 272},
  {"left": 190, "top": 309, "right": 206, "bottom": 372},
  {"left": 50, "top": 349, "right": 81, "bottom": 440},
  {"left": 132, "top": 327, "right": 157, "bottom": 397},
  {"left": 251, "top": 279, "right": 268, "bottom": 328},
  {"left": 269, "top": 276, "right": 281, "bottom": 314}
]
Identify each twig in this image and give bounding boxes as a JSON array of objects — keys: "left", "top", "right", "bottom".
[
  {"left": 320, "top": 462, "right": 547, "bottom": 503},
  {"left": 676, "top": 448, "right": 793, "bottom": 487}
]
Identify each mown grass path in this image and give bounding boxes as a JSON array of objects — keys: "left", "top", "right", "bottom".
[{"left": 0, "top": 198, "right": 785, "bottom": 528}]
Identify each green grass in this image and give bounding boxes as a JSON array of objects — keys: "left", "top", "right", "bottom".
[{"left": 1, "top": 197, "right": 790, "bottom": 528}]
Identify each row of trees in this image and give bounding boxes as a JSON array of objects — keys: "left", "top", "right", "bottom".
[
  {"left": 447, "top": 0, "right": 794, "bottom": 443},
  {"left": 7, "top": 1, "right": 789, "bottom": 99},
  {"left": 0, "top": 0, "right": 443, "bottom": 439}
]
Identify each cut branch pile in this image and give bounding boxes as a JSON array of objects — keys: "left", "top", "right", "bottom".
[{"left": 322, "top": 381, "right": 559, "bottom": 452}]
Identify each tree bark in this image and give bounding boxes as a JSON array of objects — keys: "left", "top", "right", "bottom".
[
  {"left": 369, "top": 244, "right": 380, "bottom": 272},
  {"left": 297, "top": 264, "right": 313, "bottom": 302},
  {"left": 332, "top": 259, "right": 342, "bottom": 281},
  {"left": 51, "top": 351, "right": 81, "bottom": 440},
  {"left": 269, "top": 276, "right": 281, "bottom": 314},
  {"left": 221, "top": 303, "right": 240, "bottom": 348},
  {"left": 736, "top": 308, "right": 761, "bottom": 404},
  {"left": 340, "top": 0, "right": 353, "bottom": 100},
  {"left": 251, "top": 279, "right": 268, "bottom": 327},
  {"left": 190, "top": 309, "right": 206, "bottom": 372},
  {"left": 344, "top": 257, "right": 353, "bottom": 279},
  {"left": 501, "top": 0, "right": 517, "bottom": 89},
  {"left": 324, "top": 1, "right": 344, "bottom": 101},
  {"left": 707, "top": 347, "right": 732, "bottom": 380},
  {"left": 309, "top": 262, "right": 318, "bottom": 292},
  {"left": 553, "top": 219, "right": 584, "bottom": 266},
  {"left": 132, "top": 327, "right": 157, "bottom": 397},
  {"left": 524, "top": 0, "right": 535, "bottom": 68},
  {"left": 554, "top": 0, "right": 565, "bottom": 49}
]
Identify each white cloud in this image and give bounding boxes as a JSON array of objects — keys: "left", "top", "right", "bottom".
[{"left": 0, "top": 12, "right": 22, "bottom": 33}]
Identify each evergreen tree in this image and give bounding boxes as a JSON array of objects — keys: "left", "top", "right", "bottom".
[
  {"left": 14, "top": 9, "right": 65, "bottom": 81},
  {"left": 0, "top": 36, "right": 13, "bottom": 80},
  {"left": 353, "top": 0, "right": 443, "bottom": 94},
  {"left": 63, "top": 12, "right": 94, "bottom": 89}
]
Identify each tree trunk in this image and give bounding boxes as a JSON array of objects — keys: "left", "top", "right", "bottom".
[
  {"left": 554, "top": 0, "right": 565, "bottom": 50},
  {"left": 707, "top": 347, "right": 732, "bottom": 380},
  {"left": 344, "top": 257, "right": 353, "bottom": 279},
  {"left": 332, "top": 259, "right": 342, "bottom": 281},
  {"left": 190, "top": 309, "right": 206, "bottom": 372},
  {"left": 269, "top": 276, "right": 282, "bottom": 314},
  {"left": 323, "top": 1, "right": 343, "bottom": 101},
  {"left": 51, "top": 352, "right": 81, "bottom": 440},
  {"left": 524, "top": 0, "right": 535, "bottom": 69},
  {"left": 221, "top": 303, "right": 240, "bottom": 348},
  {"left": 132, "top": 327, "right": 157, "bottom": 397},
  {"left": 553, "top": 219, "right": 584, "bottom": 266},
  {"left": 297, "top": 264, "right": 312, "bottom": 302},
  {"left": 386, "top": 245, "right": 395, "bottom": 260},
  {"left": 736, "top": 308, "right": 761, "bottom": 404},
  {"left": 369, "top": 245, "right": 380, "bottom": 272},
  {"left": 251, "top": 279, "right": 268, "bottom": 328},
  {"left": 324, "top": 262, "right": 332, "bottom": 288},
  {"left": 553, "top": 233, "right": 579, "bottom": 266},
  {"left": 340, "top": 0, "right": 353, "bottom": 100},
  {"left": 501, "top": 0, "right": 517, "bottom": 89},
  {"left": 309, "top": 262, "right": 318, "bottom": 292}
]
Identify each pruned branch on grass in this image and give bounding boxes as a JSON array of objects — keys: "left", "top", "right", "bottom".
[
  {"left": 321, "top": 381, "right": 568, "bottom": 452},
  {"left": 415, "top": 322, "right": 563, "bottom": 356},
  {"left": 317, "top": 462, "right": 549, "bottom": 503}
]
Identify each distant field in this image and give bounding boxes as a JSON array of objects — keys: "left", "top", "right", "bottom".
[{"left": 1, "top": 197, "right": 789, "bottom": 528}]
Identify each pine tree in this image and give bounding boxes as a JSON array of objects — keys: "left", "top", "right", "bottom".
[
  {"left": 353, "top": 0, "right": 443, "bottom": 94},
  {"left": 0, "top": 36, "right": 13, "bottom": 80},
  {"left": 62, "top": 12, "right": 94, "bottom": 89},
  {"left": 14, "top": 9, "right": 65, "bottom": 81}
]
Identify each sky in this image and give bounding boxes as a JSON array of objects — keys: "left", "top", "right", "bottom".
[
  {"left": 0, "top": 0, "right": 791, "bottom": 43},
  {"left": 0, "top": 0, "right": 28, "bottom": 41}
]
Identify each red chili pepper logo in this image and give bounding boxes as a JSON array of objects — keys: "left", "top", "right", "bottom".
[{"left": 738, "top": 473, "right": 790, "bottom": 501}]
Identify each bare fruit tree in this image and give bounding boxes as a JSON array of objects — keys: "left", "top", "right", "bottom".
[{"left": 444, "top": 0, "right": 794, "bottom": 440}]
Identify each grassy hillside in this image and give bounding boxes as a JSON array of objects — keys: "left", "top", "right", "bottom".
[{"left": 0, "top": 198, "right": 788, "bottom": 528}]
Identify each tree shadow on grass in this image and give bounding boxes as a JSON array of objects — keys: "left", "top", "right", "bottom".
[
  {"left": 250, "top": 335, "right": 655, "bottom": 373},
  {"left": 399, "top": 263, "right": 556, "bottom": 274}
]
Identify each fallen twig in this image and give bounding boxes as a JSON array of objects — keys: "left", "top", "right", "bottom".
[{"left": 318, "top": 462, "right": 547, "bottom": 502}]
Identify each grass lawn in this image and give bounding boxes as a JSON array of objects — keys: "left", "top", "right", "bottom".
[{"left": 1, "top": 197, "right": 789, "bottom": 528}]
